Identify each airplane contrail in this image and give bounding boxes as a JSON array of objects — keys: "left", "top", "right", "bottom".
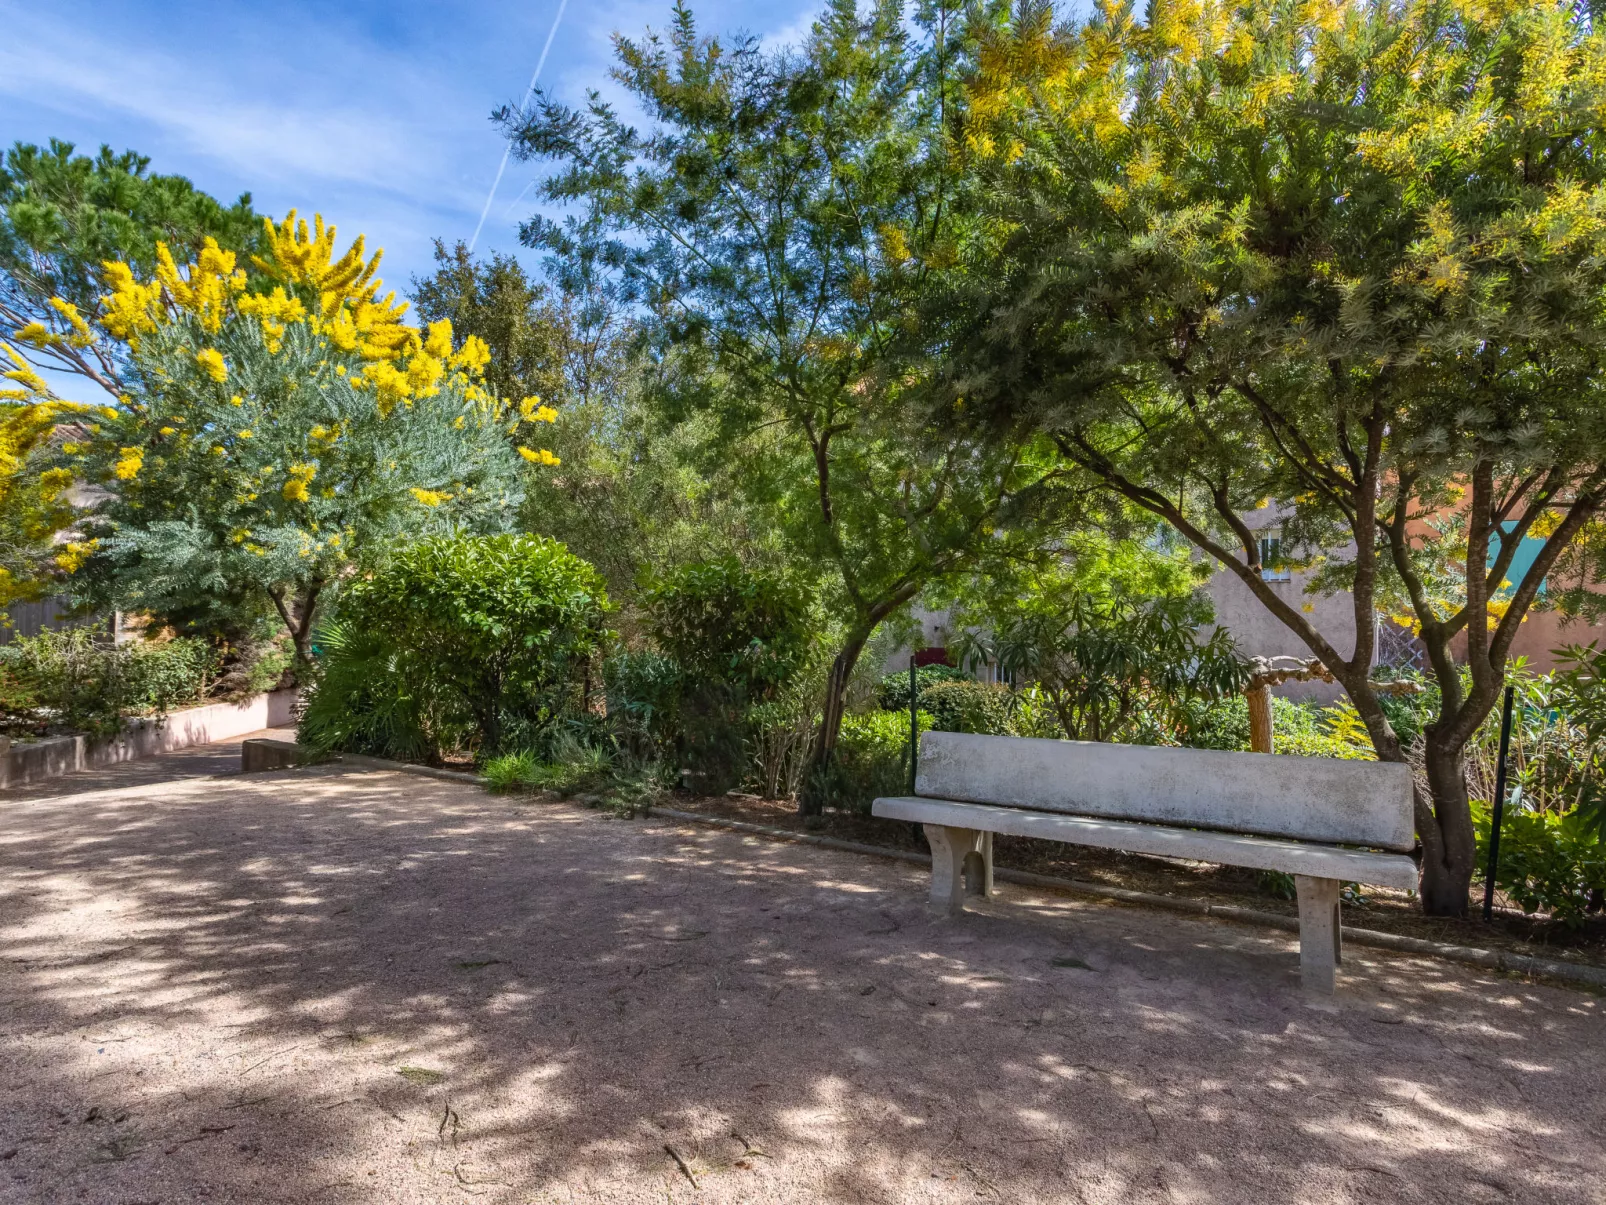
[{"left": 468, "top": 0, "right": 571, "bottom": 253}]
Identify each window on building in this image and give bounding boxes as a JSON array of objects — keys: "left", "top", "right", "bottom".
[{"left": 1259, "top": 534, "right": 1292, "bottom": 582}]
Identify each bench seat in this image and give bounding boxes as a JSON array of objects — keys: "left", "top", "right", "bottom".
[{"left": 873, "top": 796, "right": 1419, "bottom": 891}]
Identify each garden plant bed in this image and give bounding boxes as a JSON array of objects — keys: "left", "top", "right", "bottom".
[{"left": 660, "top": 790, "right": 1606, "bottom": 972}]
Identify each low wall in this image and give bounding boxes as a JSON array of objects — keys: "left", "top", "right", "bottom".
[{"left": 0, "top": 688, "right": 298, "bottom": 789}]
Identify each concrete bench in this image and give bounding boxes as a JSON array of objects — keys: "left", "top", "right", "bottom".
[{"left": 872, "top": 732, "right": 1418, "bottom": 992}]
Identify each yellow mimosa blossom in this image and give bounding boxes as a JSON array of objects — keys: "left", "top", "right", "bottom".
[
  {"left": 424, "top": 319, "right": 453, "bottom": 358},
  {"left": 48, "top": 297, "right": 95, "bottom": 346},
  {"left": 230, "top": 394, "right": 244, "bottom": 406},
  {"left": 54, "top": 539, "right": 99, "bottom": 573},
  {"left": 196, "top": 347, "right": 227, "bottom": 382},
  {"left": 237, "top": 429, "right": 254, "bottom": 439},
  {"left": 98, "top": 261, "right": 162, "bottom": 341},
  {"left": 159, "top": 426, "right": 177, "bottom": 436},
  {"left": 1, "top": 345, "right": 50, "bottom": 399},
  {"left": 409, "top": 487, "right": 452, "bottom": 507},
  {"left": 113, "top": 446, "right": 145, "bottom": 480},
  {"left": 358, "top": 360, "right": 412, "bottom": 417},
  {"left": 450, "top": 335, "right": 491, "bottom": 374},
  {"left": 11, "top": 322, "right": 59, "bottom": 349},
  {"left": 282, "top": 463, "right": 317, "bottom": 503},
  {"left": 518, "top": 396, "right": 559, "bottom": 423},
  {"left": 518, "top": 446, "right": 561, "bottom": 466},
  {"left": 38, "top": 468, "right": 75, "bottom": 500}
]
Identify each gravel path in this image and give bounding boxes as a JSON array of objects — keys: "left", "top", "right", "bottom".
[{"left": 1, "top": 756, "right": 1601, "bottom": 1203}]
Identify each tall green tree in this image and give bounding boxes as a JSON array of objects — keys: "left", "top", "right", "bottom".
[
  {"left": 505, "top": 0, "right": 1048, "bottom": 809},
  {"left": 950, "top": 0, "right": 1606, "bottom": 912},
  {"left": 0, "top": 139, "right": 261, "bottom": 398}
]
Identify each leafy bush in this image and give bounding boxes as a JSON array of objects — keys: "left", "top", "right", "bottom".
[
  {"left": 0, "top": 629, "right": 217, "bottom": 737},
  {"left": 603, "top": 649, "right": 685, "bottom": 760},
  {"left": 296, "top": 619, "right": 467, "bottom": 763},
  {"left": 637, "top": 559, "right": 813, "bottom": 794},
  {"left": 958, "top": 591, "right": 1247, "bottom": 743},
  {"left": 481, "top": 732, "right": 665, "bottom": 817},
  {"left": 875, "top": 664, "right": 968, "bottom": 712},
  {"left": 811, "top": 708, "right": 933, "bottom": 814},
  {"left": 1475, "top": 797, "right": 1606, "bottom": 927},
  {"left": 1181, "top": 695, "right": 1373, "bottom": 759},
  {"left": 643, "top": 558, "right": 810, "bottom": 692},
  {"left": 918, "top": 679, "right": 1016, "bottom": 736},
  {"left": 299, "top": 534, "right": 608, "bottom": 760}
]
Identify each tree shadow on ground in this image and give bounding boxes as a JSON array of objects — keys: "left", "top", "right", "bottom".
[{"left": 0, "top": 765, "right": 1600, "bottom": 1203}]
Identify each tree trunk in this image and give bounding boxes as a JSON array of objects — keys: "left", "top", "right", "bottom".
[
  {"left": 268, "top": 581, "right": 322, "bottom": 666},
  {"left": 1418, "top": 734, "right": 1479, "bottom": 916},
  {"left": 1246, "top": 684, "right": 1273, "bottom": 754},
  {"left": 799, "top": 624, "right": 875, "bottom": 816}
]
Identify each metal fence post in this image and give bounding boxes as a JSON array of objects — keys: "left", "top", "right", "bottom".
[
  {"left": 1482, "top": 684, "right": 1516, "bottom": 923},
  {"left": 908, "top": 654, "right": 919, "bottom": 795}
]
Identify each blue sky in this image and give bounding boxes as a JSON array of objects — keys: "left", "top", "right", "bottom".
[{"left": 0, "top": 0, "right": 823, "bottom": 311}]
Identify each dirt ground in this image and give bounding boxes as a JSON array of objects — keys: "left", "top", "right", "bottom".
[{"left": 1, "top": 746, "right": 1603, "bottom": 1204}]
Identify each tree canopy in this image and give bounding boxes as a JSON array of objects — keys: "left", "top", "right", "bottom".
[
  {"left": 0, "top": 139, "right": 262, "bottom": 398},
  {"left": 505, "top": 0, "right": 1052, "bottom": 807},
  {"left": 945, "top": 0, "right": 1606, "bottom": 911}
]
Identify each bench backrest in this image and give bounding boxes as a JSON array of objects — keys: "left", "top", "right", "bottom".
[{"left": 915, "top": 732, "right": 1415, "bottom": 851}]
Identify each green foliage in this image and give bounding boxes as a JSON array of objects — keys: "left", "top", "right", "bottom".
[
  {"left": 812, "top": 707, "right": 933, "bottom": 815},
  {"left": 509, "top": 0, "right": 1050, "bottom": 797},
  {"left": 0, "top": 138, "right": 262, "bottom": 397},
  {"left": 963, "top": 590, "right": 1246, "bottom": 745},
  {"left": 603, "top": 649, "right": 685, "bottom": 760},
  {"left": 950, "top": 0, "right": 1606, "bottom": 910},
  {"left": 295, "top": 618, "right": 464, "bottom": 764},
  {"left": 481, "top": 732, "right": 665, "bottom": 817},
  {"left": 410, "top": 239, "right": 569, "bottom": 407},
  {"left": 644, "top": 558, "right": 810, "bottom": 692},
  {"left": 1475, "top": 798, "right": 1606, "bottom": 928},
  {"left": 875, "top": 664, "right": 968, "bottom": 712},
  {"left": 0, "top": 628, "right": 217, "bottom": 737},
  {"left": 301, "top": 534, "right": 608, "bottom": 759},
  {"left": 1181, "top": 695, "right": 1374, "bottom": 760},
  {"left": 916, "top": 679, "right": 1014, "bottom": 736}
]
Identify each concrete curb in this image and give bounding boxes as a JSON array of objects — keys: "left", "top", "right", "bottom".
[{"left": 245, "top": 741, "right": 1606, "bottom": 992}]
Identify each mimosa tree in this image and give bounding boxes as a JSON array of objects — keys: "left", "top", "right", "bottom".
[
  {"left": 18, "top": 212, "right": 561, "bottom": 660},
  {"left": 949, "top": 0, "right": 1606, "bottom": 912}
]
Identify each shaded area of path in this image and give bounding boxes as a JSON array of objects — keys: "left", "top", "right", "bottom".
[{"left": 0, "top": 762, "right": 1600, "bottom": 1203}]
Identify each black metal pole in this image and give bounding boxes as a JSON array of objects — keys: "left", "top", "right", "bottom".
[
  {"left": 908, "top": 653, "right": 918, "bottom": 795},
  {"left": 1482, "top": 684, "right": 1516, "bottom": 923}
]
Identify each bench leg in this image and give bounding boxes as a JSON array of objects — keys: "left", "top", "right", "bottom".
[
  {"left": 1294, "top": 875, "right": 1342, "bottom": 993},
  {"left": 923, "top": 824, "right": 992, "bottom": 914}
]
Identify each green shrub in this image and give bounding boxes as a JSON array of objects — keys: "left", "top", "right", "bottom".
[
  {"left": 812, "top": 708, "right": 933, "bottom": 814},
  {"left": 602, "top": 648, "right": 687, "bottom": 773},
  {"left": 481, "top": 734, "right": 664, "bottom": 817},
  {"left": 1475, "top": 797, "right": 1606, "bottom": 927},
  {"left": 638, "top": 559, "right": 812, "bottom": 795},
  {"left": 918, "top": 679, "right": 1015, "bottom": 735},
  {"left": 0, "top": 629, "right": 217, "bottom": 737},
  {"left": 483, "top": 750, "right": 542, "bottom": 793},
  {"left": 1181, "top": 695, "right": 1373, "bottom": 759},
  {"left": 300, "top": 534, "right": 608, "bottom": 760},
  {"left": 643, "top": 558, "right": 810, "bottom": 691},
  {"left": 296, "top": 618, "right": 468, "bottom": 763},
  {"left": 875, "top": 664, "right": 968, "bottom": 711}
]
